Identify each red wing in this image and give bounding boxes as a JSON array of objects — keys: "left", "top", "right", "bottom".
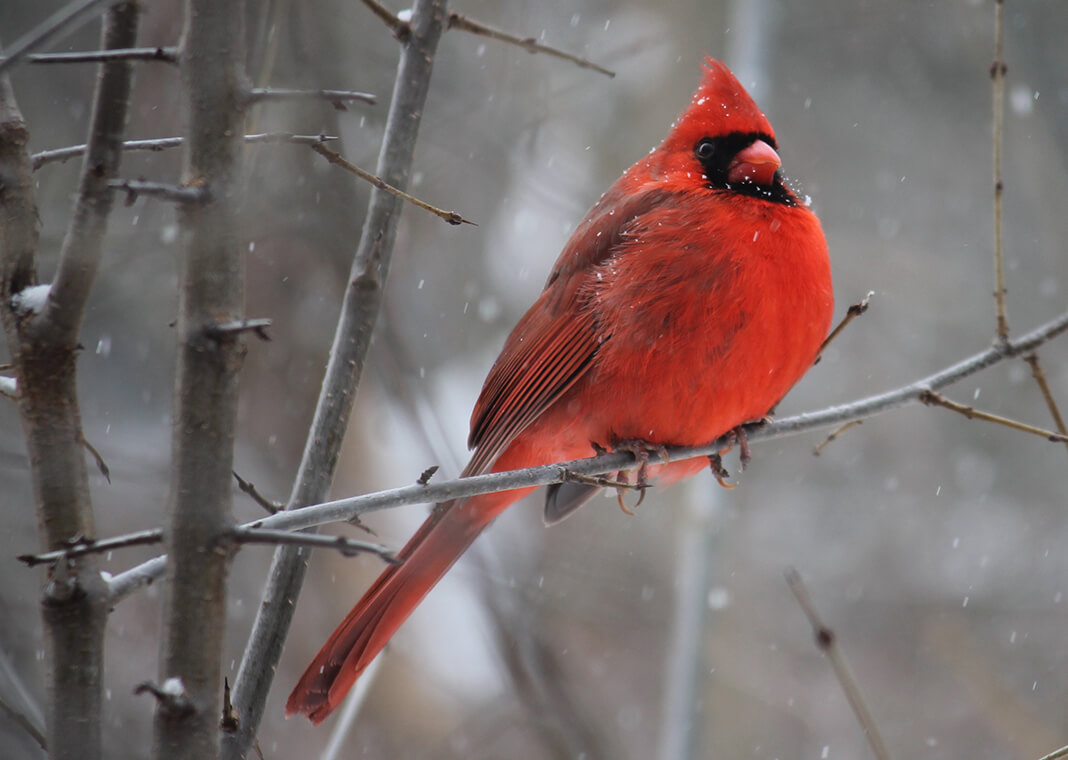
[
  {"left": 465, "top": 296, "right": 601, "bottom": 475},
  {"left": 465, "top": 185, "right": 673, "bottom": 476}
]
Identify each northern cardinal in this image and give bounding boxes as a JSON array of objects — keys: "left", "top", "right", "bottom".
[{"left": 287, "top": 58, "right": 833, "bottom": 723}]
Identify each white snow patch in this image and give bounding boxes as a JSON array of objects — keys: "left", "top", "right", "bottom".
[
  {"left": 161, "top": 677, "right": 185, "bottom": 696},
  {"left": 396, "top": 8, "right": 413, "bottom": 22},
  {"left": 0, "top": 376, "right": 16, "bottom": 396},
  {"left": 12, "top": 284, "right": 51, "bottom": 315}
]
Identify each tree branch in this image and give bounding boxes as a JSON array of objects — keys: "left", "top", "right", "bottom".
[
  {"left": 228, "top": 527, "right": 397, "bottom": 564},
  {"left": 1023, "top": 353, "right": 1068, "bottom": 455},
  {"left": 46, "top": 3, "right": 140, "bottom": 345},
  {"left": 919, "top": 390, "right": 1068, "bottom": 442},
  {"left": 360, "top": 0, "right": 411, "bottom": 40},
  {"left": 108, "top": 178, "right": 208, "bottom": 205},
  {"left": 0, "top": 4, "right": 140, "bottom": 756},
  {"left": 246, "top": 87, "right": 376, "bottom": 109},
  {"left": 991, "top": 0, "right": 1009, "bottom": 341},
  {"left": 33, "top": 132, "right": 337, "bottom": 170},
  {"left": 221, "top": 2, "right": 449, "bottom": 756},
  {"left": 786, "top": 568, "right": 892, "bottom": 760},
  {"left": 151, "top": 0, "right": 248, "bottom": 757},
  {"left": 446, "top": 11, "right": 615, "bottom": 78},
  {"left": 28, "top": 46, "right": 177, "bottom": 64},
  {"left": 0, "top": 0, "right": 125, "bottom": 77},
  {"left": 307, "top": 141, "right": 474, "bottom": 225},
  {"left": 107, "top": 307, "right": 1068, "bottom": 605},
  {"left": 19, "top": 529, "right": 163, "bottom": 566}
]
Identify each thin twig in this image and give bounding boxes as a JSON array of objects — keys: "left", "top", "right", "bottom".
[
  {"left": 991, "top": 0, "right": 1009, "bottom": 341},
  {"left": 80, "top": 434, "right": 111, "bottom": 483},
  {"left": 0, "top": 0, "right": 122, "bottom": 77},
  {"left": 107, "top": 307, "right": 1068, "bottom": 604},
  {"left": 18, "top": 529, "right": 163, "bottom": 566},
  {"left": 812, "top": 419, "right": 863, "bottom": 456},
  {"left": 108, "top": 178, "right": 208, "bottom": 205},
  {"left": 1023, "top": 353, "right": 1068, "bottom": 455},
  {"left": 446, "top": 11, "right": 615, "bottom": 78},
  {"left": 919, "top": 390, "right": 1068, "bottom": 442},
  {"left": 785, "top": 568, "right": 892, "bottom": 760},
  {"left": 246, "top": 87, "right": 376, "bottom": 109},
  {"left": 359, "top": 0, "right": 411, "bottom": 40},
  {"left": 307, "top": 141, "right": 475, "bottom": 225},
  {"left": 232, "top": 471, "right": 283, "bottom": 514},
  {"left": 0, "top": 694, "right": 47, "bottom": 750},
  {"left": 816, "top": 291, "right": 873, "bottom": 361},
  {"left": 1038, "top": 746, "right": 1068, "bottom": 760},
  {"left": 32, "top": 132, "right": 338, "bottom": 170},
  {"left": 28, "top": 46, "right": 177, "bottom": 64},
  {"left": 228, "top": 527, "right": 398, "bottom": 564}
]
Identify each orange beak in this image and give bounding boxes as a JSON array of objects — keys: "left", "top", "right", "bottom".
[{"left": 726, "top": 139, "right": 781, "bottom": 186}]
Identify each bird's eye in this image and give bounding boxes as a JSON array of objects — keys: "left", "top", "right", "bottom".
[{"left": 695, "top": 138, "right": 716, "bottom": 160}]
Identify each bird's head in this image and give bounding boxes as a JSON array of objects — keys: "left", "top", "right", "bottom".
[{"left": 655, "top": 58, "right": 795, "bottom": 204}]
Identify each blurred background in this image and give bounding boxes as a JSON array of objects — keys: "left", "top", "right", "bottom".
[{"left": 2, "top": 0, "right": 1068, "bottom": 758}]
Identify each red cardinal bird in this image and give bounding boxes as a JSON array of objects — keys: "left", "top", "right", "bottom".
[{"left": 287, "top": 58, "right": 833, "bottom": 723}]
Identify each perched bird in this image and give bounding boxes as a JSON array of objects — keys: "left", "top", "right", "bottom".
[{"left": 287, "top": 57, "right": 834, "bottom": 724}]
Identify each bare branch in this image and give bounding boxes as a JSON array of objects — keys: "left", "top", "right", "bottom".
[
  {"left": 446, "top": 11, "right": 615, "bottom": 78},
  {"left": 18, "top": 529, "right": 163, "bottom": 566},
  {"left": 991, "top": 0, "right": 1009, "bottom": 341},
  {"left": 1024, "top": 353, "right": 1068, "bottom": 455},
  {"left": 80, "top": 433, "right": 111, "bottom": 482},
  {"left": 29, "top": 46, "right": 177, "bottom": 64},
  {"left": 1038, "top": 746, "right": 1068, "bottom": 760},
  {"left": 0, "top": 0, "right": 123, "bottom": 77},
  {"left": 0, "top": 694, "right": 47, "bottom": 750},
  {"left": 228, "top": 527, "right": 398, "bottom": 564},
  {"left": 246, "top": 87, "right": 376, "bottom": 109},
  {"left": 812, "top": 419, "right": 864, "bottom": 456},
  {"left": 33, "top": 132, "right": 337, "bottom": 170},
  {"left": 307, "top": 141, "right": 475, "bottom": 225},
  {"left": 108, "top": 178, "right": 208, "bottom": 205},
  {"left": 232, "top": 471, "right": 283, "bottom": 514},
  {"left": 919, "top": 390, "right": 1068, "bottom": 442},
  {"left": 107, "top": 307, "right": 1068, "bottom": 605},
  {"left": 785, "top": 568, "right": 892, "bottom": 760},
  {"left": 221, "top": 2, "right": 450, "bottom": 756},
  {"left": 816, "top": 291, "right": 873, "bottom": 361},
  {"left": 359, "top": 0, "right": 412, "bottom": 40}
]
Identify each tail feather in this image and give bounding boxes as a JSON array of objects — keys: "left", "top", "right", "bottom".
[{"left": 285, "top": 488, "right": 526, "bottom": 723}]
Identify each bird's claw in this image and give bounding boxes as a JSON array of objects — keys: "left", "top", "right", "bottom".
[{"left": 611, "top": 439, "right": 668, "bottom": 514}]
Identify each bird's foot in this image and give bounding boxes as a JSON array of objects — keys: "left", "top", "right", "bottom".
[
  {"left": 707, "top": 452, "right": 736, "bottom": 488},
  {"left": 611, "top": 439, "right": 669, "bottom": 513}
]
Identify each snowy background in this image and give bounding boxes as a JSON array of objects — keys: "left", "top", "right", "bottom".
[{"left": 2, "top": 1, "right": 1067, "bottom": 758}]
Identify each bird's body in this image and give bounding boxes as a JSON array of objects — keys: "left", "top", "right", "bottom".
[{"left": 287, "top": 58, "right": 834, "bottom": 724}]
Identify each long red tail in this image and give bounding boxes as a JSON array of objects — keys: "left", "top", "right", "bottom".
[{"left": 285, "top": 487, "right": 526, "bottom": 724}]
